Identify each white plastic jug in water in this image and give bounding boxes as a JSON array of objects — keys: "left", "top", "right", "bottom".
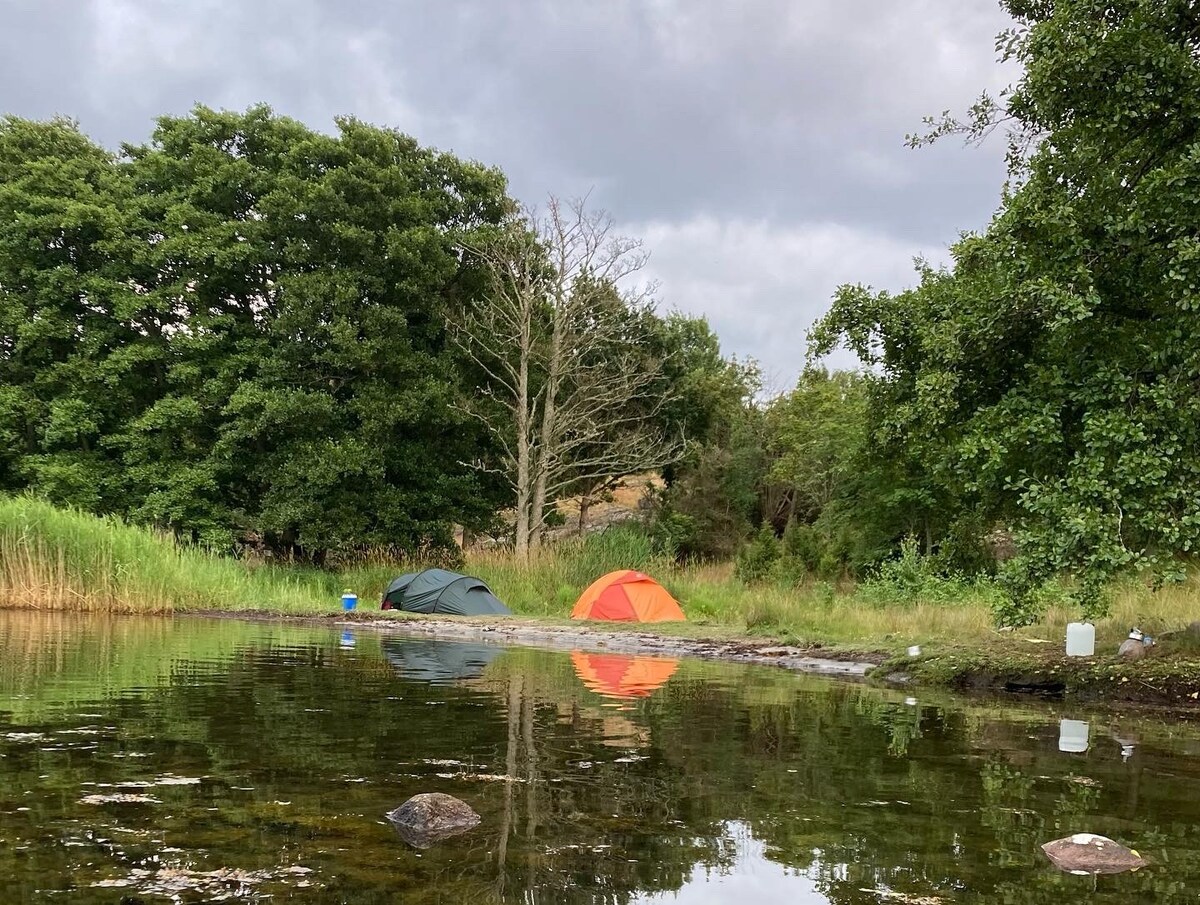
[
  {"left": 1058, "top": 719, "right": 1090, "bottom": 753},
  {"left": 1065, "top": 622, "right": 1095, "bottom": 657}
]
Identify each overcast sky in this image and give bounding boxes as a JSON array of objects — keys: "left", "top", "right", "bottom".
[{"left": 3, "top": 0, "right": 1015, "bottom": 384}]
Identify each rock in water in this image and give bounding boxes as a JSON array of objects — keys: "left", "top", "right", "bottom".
[
  {"left": 1041, "top": 834, "right": 1147, "bottom": 875},
  {"left": 386, "top": 793, "right": 480, "bottom": 848}
]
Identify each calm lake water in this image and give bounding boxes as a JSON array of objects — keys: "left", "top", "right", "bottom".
[{"left": 0, "top": 613, "right": 1198, "bottom": 903}]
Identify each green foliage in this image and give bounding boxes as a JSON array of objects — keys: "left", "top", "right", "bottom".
[
  {"left": 813, "top": 1, "right": 1200, "bottom": 621},
  {"left": 780, "top": 521, "right": 823, "bottom": 572},
  {"left": 775, "top": 522, "right": 843, "bottom": 585},
  {"left": 651, "top": 325, "right": 765, "bottom": 560},
  {"left": 767, "top": 368, "right": 867, "bottom": 523},
  {"left": 0, "top": 116, "right": 141, "bottom": 511},
  {"left": 0, "top": 107, "right": 514, "bottom": 560},
  {"left": 735, "top": 526, "right": 781, "bottom": 584},
  {"left": 648, "top": 509, "right": 698, "bottom": 560},
  {"left": 859, "top": 536, "right": 1004, "bottom": 611}
]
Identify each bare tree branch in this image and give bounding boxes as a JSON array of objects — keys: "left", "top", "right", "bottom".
[{"left": 448, "top": 195, "right": 682, "bottom": 558}]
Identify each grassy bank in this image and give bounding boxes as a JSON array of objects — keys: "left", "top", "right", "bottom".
[
  {"left": 4, "top": 497, "right": 1200, "bottom": 699},
  {"left": 464, "top": 530, "right": 1200, "bottom": 655}
]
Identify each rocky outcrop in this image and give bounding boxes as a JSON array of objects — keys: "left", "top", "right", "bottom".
[{"left": 386, "top": 793, "right": 480, "bottom": 848}]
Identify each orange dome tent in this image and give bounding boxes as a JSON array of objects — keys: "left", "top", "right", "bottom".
[
  {"left": 571, "top": 651, "right": 679, "bottom": 699},
  {"left": 570, "top": 570, "right": 685, "bottom": 623}
]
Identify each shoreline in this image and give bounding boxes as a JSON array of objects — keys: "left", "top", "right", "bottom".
[
  {"left": 338, "top": 613, "right": 880, "bottom": 678},
  {"left": 185, "top": 608, "right": 1200, "bottom": 709},
  {"left": 16, "top": 595, "right": 1200, "bottom": 707}
]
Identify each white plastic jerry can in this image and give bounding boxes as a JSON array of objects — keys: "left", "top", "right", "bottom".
[{"left": 1065, "top": 622, "right": 1095, "bottom": 657}]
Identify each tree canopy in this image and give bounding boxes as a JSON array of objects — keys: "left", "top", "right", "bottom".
[
  {"left": 0, "top": 108, "right": 746, "bottom": 563},
  {"left": 0, "top": 107, "right": 515, "bottom": 558},
  {"left": 812, "top": 0, "right": 1200, "bottom": 618}
]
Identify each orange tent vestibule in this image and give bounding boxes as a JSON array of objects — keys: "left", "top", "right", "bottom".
[{"left": 570, "top": 570, "right": 686, "bottom": 622}]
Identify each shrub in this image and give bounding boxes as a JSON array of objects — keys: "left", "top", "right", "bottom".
[
  {"left": 649, "top": 510, "right": 697, "bottom": 561},
  {"left": 781, "top": 522, "right": 821, "bottom": 569},
  {"left": 860, "top": 535, "right": 1003, "bottom": 610},
  {"left": 735, "top": 527, "right": 781, "bottom": 584}
]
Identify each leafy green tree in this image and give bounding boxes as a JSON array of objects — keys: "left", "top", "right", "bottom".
[
  {"left": 0, "top": 117, "right": 152, "bottom": 510},
  {"left": 766, "top": 368, "right": 867, "bottom": 525},
  {"left": 1, "top": 107, "right": 514, "bottom": 559},
  {"left": 649, "top": 317, "right": 765, "bottom": 560},
  {"left": 814, "top": 0, "right": 1200, "bottom": 619},
  {"left": 816, "top": 0, "right": 1200, "bottom": 614},
  {"left": 118, "top": 106, "right": 513, "bottom": 556}
]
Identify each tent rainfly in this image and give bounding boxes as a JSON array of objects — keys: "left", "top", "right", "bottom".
[
  {"left": 570, "top": 570, "right": 686, "bottom": 622},
  {"left": 381, "top": 569, "right": 512, "bottom": 616}
]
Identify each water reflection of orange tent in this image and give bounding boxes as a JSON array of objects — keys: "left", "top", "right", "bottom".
[{"left": 570, "top": 651, "right": 679, "bottom": 699}]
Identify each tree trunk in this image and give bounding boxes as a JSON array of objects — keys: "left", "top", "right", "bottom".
[
  {"left": 578, "top": 495, "right": 591, "bottom": 535},
  {"left": 514, "top": 444, "right": 531, "bottom": 560},
  {"left": 529, "top": 286, "right": 564, "bottom": 552},
  {"left": 529, "top": 477, "right": 546, "bottom": 551},
  {"left": 522, "top": 684, "right": 538, "bottom": 840},
  {"left": 529, "top": 441, "right": 551, "bottom": 552},
  {"left": 514, "top": 332, "right": 533, "bottom": 560},
  {"left": 529, "top": 410, "right": 555, "bottom": 552}
]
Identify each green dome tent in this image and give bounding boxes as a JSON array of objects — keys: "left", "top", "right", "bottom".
[{"left": 380, "top": 569, "right": 511, "bottom": 616}]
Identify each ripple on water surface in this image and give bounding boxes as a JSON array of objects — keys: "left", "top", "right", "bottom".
[{"left": 0, "top": 611, "right": 1198, "bottom": 903}]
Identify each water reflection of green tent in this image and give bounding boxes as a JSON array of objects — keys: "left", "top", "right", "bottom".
[
  {"left": 382, "top": 638, "right": 505, "bottom": 683},
  {"left": 380, "top": 569, "right": 511, "bottom": 616}
]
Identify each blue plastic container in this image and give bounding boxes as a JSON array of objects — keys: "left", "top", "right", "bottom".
[{"left": 341, "top": 592, "right": 358, "bottom": 611}]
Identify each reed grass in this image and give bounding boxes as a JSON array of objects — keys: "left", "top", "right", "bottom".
[{"left": 0, "top": 497, "right": 326, "bottom": 614}]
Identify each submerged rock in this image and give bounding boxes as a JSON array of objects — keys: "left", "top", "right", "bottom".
[
  {"left": 1041, "top": 834, "right": 1147, "bottom": 875},
  {"left": 386, "top": 793, "right": 480, "bottom": 848}
]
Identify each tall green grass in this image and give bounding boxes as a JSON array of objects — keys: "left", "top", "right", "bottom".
[{"left": 0, "top": 497, "right": 328, "bottom": 613}]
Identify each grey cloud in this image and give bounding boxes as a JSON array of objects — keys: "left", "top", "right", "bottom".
[
  {"left": 1, "top": 0, "right": 1016, "bottom": 381},
  {"left": 635, "top": 216, "right": 944, "bottom": 384}
]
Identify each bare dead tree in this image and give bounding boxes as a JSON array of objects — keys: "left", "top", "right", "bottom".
[{"left": 452, "top": 196, "right": 682, "bottom": 559}]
